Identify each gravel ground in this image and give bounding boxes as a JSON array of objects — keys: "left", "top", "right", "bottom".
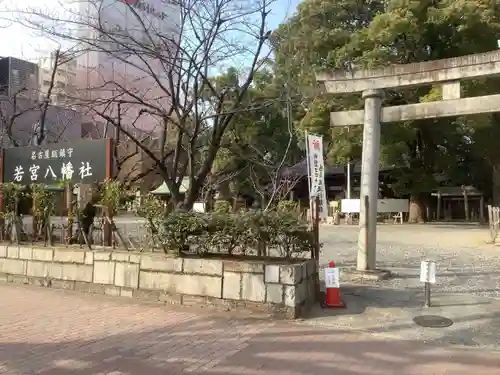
[
  {"left": 319, "top": 223, "right": 500, "bottom": 299},
  {"left": 304, "top": 224, "right": 500, "bottom": 348}
]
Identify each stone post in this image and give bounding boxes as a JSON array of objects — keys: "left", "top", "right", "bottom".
[
  {"left": 480, "top": 195, "right": 485, "bottom": 224},
  {"left": 357, "top": 89, "right": 383, "bottom": 271},
  {"left": 437, "top": 192, "right": 441, "bottom": 221}
]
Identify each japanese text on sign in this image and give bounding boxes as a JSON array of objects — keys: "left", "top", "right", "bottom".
[
  {"left": 3, "top": 139, "right": 108, "bottom": 185},
  {"left": 307, "top": 134, "right": 327, "bottom": 219},
  {"left": 13, "top": 162, "right": 93, "bottom": 182},
  {"left": 31, "top": 147, "right": 74, "bottom": 161},
  {"left": 324, "top": 267, "right": 340, "bottom": 288}
]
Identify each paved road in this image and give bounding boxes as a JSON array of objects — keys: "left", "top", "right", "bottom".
[{"left": 1, "top": 284, "right": 499, "bottom": 375}]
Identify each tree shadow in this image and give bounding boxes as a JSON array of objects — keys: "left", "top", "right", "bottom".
[
  {"left": 301, "top": 278, "right": 499, "bottom": 349},
  {"left": 316, "top": 284, "right": 424, "bottom": 313},
  {"left": 1, "top": 314, "right": 500, "bottom": 375},
  {"left": 391, "top": 269, "right": 500, "bottom": 279},
  {"left": 211, "top": 324, "right": 500, "bottom": 375},
  {"left": 319, "top": 257, "right": 500, "bottom": 298},
  {"left": 430, "top": 223, "right": 487, "bottom": 229}
]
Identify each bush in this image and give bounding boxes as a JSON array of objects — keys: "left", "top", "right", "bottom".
[
  {"left": 0, "top": 183, "right": 26, "bottom": 218},
  {"left": 159, "top": 209, "right": 315, "bottom": 259},
  {"left": 213, "top": 200, "right": 231, "bottom": 213},
  {"left": 276, "top": 200, "right": 299, "bottom": 216}
]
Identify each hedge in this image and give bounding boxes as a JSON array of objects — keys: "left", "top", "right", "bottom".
[{"left": 159, "top": 209, "right": 314, "bottom": 259}]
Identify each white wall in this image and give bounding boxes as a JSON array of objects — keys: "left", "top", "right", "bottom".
[{"left": 341, "top": 199, "right": 409, "bottom": 213}]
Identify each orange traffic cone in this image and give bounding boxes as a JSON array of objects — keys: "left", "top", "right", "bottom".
[{"left": 322, "top": 261, "right": 345, "bottom": 308}]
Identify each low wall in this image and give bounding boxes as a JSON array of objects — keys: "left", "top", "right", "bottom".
[{"left": 0, "top": 245, "right": 317, "bottom": 319}]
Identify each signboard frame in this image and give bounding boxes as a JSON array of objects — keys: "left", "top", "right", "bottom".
[{"left": 2, "top": 139, "right": 111, "bottom": 185}]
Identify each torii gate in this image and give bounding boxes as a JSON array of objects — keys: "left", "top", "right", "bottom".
[{"left": 316, "top": 50, "right": 500, "bottom": 272}]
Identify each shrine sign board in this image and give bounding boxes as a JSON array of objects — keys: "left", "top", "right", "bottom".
[{"left": 3, "top": 139, "right": 108, "bottom": 185}]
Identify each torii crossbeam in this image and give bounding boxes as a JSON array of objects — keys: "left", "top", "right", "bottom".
[{"left": 316, "top": 50, "right": 500, "bottom": 272}]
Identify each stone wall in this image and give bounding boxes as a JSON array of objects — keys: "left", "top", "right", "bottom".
[{"left": 0, "top": 245, "right": 317, "bottom": 319}]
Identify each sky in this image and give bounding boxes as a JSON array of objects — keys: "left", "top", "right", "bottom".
[
  {"left": 269, "top": 0, "right": 301, "bottom": 29},
  {"left": 0, "top": 0, "right": 302, "bottom": 62}
]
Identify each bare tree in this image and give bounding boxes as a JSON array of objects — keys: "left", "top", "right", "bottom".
[
  {"left": 248, "top": 166, "right": 301, "bottom": 209},
  {"left": 246, "top": 131, "right": 301, "bottom": 210},
  {"left": 11, "top": 0, "right": 275, "bottom": 209},
  {"left": 0, "top": 48, "right": 80, "bottom": 147}
]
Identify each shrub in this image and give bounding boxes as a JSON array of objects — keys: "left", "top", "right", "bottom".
[
  {"left": 99, "top": 179, "right": 130, "bottom": 215},
  {"left": 0, "top": 183, "right": 25, "bottom": 219},
  {"left": 159, "top": 209, "right": 315, "bottom": 259},
  {"left": 213, "top": 200, "right": 231, "bottom": 213},
  {"left": 268, "top": 210, "right": 314, "bottom": 257},
  {"left": 160, "top": 210, "right": 209, "bottom": 252},
  {"left": 137, "top": 194, "right": 166, "bottom": 250},
  {"left": 137, "top": 194, "right": 164, "bottom": 224},
  {"left": 277, "top": 200, "right": 298, "bottom": 215}
]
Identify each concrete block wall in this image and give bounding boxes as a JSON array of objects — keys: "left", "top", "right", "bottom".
[
  {"left": 221, "top": 259, "right": 317, "bottom": 316},
  {"left": 0, "top": 245, "right": 317, "bottom": 319}
]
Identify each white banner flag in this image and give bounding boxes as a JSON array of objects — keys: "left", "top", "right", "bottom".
[{"left": 307, "top": 134, "right": 328, "bottom": 219}]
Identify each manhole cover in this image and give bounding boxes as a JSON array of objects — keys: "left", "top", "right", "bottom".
[{"left": 413, "top": 315, "right": 454, "bottom": 328}]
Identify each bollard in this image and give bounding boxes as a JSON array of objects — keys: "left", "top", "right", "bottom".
[
  {"left": 424, "top": 281, "right": 431, "bottom": 308},
  {"left": 420, "top": 260, "right": 436, "bottom": 308}
]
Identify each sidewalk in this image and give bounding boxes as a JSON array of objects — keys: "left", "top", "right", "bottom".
[
  {"left": 304, "top": 284, "right": 500, "bottom": 348},
  {"left": 0, "top": 284, "right": 499, "bottom": 375}
]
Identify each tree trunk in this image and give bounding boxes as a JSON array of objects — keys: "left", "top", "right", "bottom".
[
  {"left": 183, "top": 179, "right": 204, "bottom": 210},
  {"left": 408, "top": 195, "right": 425, "bottom": 224},
  {"left": 65, "top": 184, "right": 73, "bottom": 241},
  {"left": 168, "top": 185, "right": 181, "bottom": 208},
  {"left": 492, "top": 164, "right": 500, "bottom": 206},
  {"left": 80, "top": 201, "right": 96, "bottom": 242},
  {"left": 217, "top": 180, "right": 232, "bottom": 200},
  {"left": 103, "top": 208, "right": 113, "bottom": 247}
]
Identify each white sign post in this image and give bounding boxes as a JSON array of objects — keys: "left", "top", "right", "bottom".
[
  {"left": 324, "top": 267, "right": 340, "bottom": 288},
  {"left": 420, "top": 260, "right": 436, "bottom": 307}
]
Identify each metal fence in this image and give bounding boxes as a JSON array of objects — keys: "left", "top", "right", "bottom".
[{"left": 8, "top": 215, "right": 154, "bottom": 251}]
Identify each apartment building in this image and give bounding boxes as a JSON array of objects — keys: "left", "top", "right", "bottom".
[
  {"left": 0, "top": 57, "right": 38, "bottom": 100},
  {"left": 76, "top": 0, "right": 180, "bottom": 133},
  {"left": 39, "top": 51, "right": 77, "bottom": 106}
]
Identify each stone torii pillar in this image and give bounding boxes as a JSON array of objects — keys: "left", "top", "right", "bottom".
[
  {"left": 358, "top": 89, "right": 383, "bottom": 270},
  {"left": 316, "top": 50, "right": 500, "bottom": 272}
]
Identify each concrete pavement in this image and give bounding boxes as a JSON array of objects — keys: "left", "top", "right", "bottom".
[
  {"left": 0, "top": 284, "right": 500, "bottom": 375},
  {"left": 3, "top": 221, "right": 500, "bottom": 374},
  {"left": 305, "top": 287, "right": 500, "bottom": 348}
]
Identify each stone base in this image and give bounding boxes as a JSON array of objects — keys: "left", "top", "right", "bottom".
[
  {"left": 340, "top": 268, "right": 392, "bottom": 282},
  {"left": 0, "top": 245, "right": 318, "bottom": 319}
]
